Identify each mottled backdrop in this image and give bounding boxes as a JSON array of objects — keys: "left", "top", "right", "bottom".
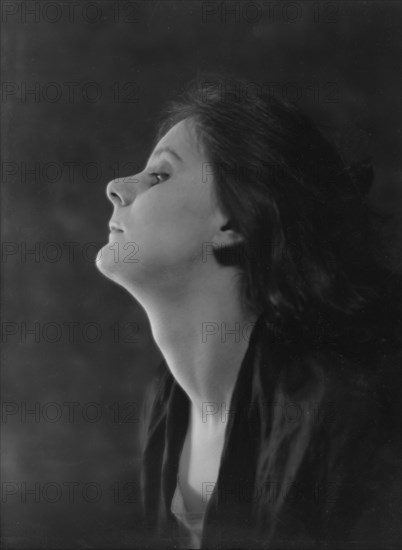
[{"left": 1, "top": 1, "right": 401, "bottom": 548}]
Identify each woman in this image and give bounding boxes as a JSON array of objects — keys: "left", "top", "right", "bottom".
[{"left": 97, "top": 76, "right": 401, "bottom": 549}]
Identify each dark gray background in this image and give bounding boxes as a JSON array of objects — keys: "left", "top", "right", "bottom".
[{"left": 1, "top": 1, "right": 401, "bottom": 548}]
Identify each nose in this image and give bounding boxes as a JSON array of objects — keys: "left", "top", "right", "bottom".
[{"left": 106, "top": 175, "right": 139, "bottom": 207}]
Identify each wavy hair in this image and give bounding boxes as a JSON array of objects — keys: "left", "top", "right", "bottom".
[{"left": 155, "top": 74, "right": 401, "bottom": 359}]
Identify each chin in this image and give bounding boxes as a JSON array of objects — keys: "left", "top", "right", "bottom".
[
  {"left": 95, "top": 244, "right": 144, "bottom": 289},
  {"left": 95, "top": 244, "right": 123, "bottom": 278}
]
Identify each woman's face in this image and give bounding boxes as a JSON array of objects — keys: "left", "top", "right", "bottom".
[{"left": 97, "top": 118, "right": 228, "bottom": 292}]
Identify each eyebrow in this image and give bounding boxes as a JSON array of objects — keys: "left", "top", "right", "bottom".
[{"left": 152, "top": 146, "right": 184, "bottom": 164}]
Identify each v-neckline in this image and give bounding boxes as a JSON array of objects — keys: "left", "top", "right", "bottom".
[{"left": 162, "top": 313, "right": 266, "bottom": 526}]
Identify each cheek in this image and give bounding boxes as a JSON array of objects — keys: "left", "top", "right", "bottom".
[{"left": 129, "top": 186, "right": 215, "bottom": 243}]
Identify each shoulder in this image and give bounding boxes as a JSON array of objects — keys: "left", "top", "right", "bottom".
[
  {"left": 311, "top": 348, "right": 401, "bottom": 428},
  {"left": 295, "top": 348, "right": 401, "bottom": 450},
  {"left": 305, "top": 349, "right": 401, "bottom": 505},
  {"left": 313, "top": 350, "right": 402, "bottom": 545},
  {"left": 256, "top": 320, "right": 401, "bottom": 440},
  {"left": 254, "top": 337, "right": 401, "bottom": 544},
  {"left": 264, "top": 341, "right": 402, "bottom": 475}
]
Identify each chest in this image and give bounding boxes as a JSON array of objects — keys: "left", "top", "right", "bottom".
[{"left": 177, "top": 422, "right": 227, "bottom": 514}]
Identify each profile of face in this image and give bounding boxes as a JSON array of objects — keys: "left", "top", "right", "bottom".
[{"left": 96, "top": 118, "right": 241, "bottom": 297}]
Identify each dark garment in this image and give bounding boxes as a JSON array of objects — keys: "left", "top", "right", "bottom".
[{"left": 140, "top": 315, "right": 401, "bottom": 549}]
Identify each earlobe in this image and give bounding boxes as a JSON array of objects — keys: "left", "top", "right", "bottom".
[
  {"left": 228, "top": 230, "right": 244, "bottom": 244},
  {"left": 220, "top": 221, "right": 244, "bottom": 245},
  {"left": 221, "top": 221, "right": 232, "bottom": 231}
]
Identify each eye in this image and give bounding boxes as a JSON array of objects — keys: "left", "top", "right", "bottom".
[{"left": 150, "top": 172, "right": 169, "bottom": 185}]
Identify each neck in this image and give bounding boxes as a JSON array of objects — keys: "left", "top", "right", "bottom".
[{"left": 132, "top": 269, "right": 258, "bottom": 429}]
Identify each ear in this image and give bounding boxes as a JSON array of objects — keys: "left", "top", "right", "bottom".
[{"left": 216, "top": 220, "right": 244, "bottom": 247}]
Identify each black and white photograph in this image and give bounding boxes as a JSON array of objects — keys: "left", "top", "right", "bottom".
[{"left": 1, "top": 1, "right": 401, "bottom": 548}]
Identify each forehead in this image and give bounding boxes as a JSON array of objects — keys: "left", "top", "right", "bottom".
[{"left": 153, "top": 118, "right": 205, "bottom": 164}]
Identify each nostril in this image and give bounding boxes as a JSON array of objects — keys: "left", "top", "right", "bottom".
[
  {"left": 106, "top": 177, "right": 133, "bottom": 206},
  {"left": 107, "top": 189, "right": 124, "bottom": 205}
]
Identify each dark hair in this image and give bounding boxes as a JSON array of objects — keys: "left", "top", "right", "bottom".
[{"left": 156, "top": 74, "right": 401, "bottom": 359}]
